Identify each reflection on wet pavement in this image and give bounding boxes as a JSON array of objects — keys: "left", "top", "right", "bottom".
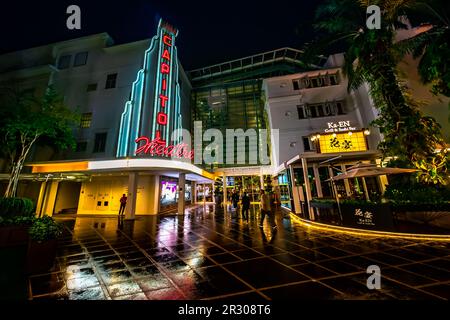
[{"left": 29, "top": 204, "right": 450, "bottom": 300}]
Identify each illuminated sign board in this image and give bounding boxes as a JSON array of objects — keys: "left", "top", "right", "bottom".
[
  {"left": 324, "top": 121, "right": 357, "bottom": 133},
  {"left": 318, "top": 131, "right": 367, "bottom": 154},
  {"left": 116, "top": 19, "right": 187, "bottom": 158}
]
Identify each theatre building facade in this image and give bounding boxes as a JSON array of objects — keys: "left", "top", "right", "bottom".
[{"left": 0, "top": 20, "right": 214, "bottom": 218}]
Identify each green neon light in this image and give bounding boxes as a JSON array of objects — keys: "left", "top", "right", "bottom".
[
  {"left": 116, "top": 34, "right": 158, "bottom": 157},
  {"left": 117, "top": 18, "right": 181, "bottom": 158}
]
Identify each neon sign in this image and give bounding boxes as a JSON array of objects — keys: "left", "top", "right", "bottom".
[
  {"left": 135, "top": 136, "right": 194, "bottom": 160},
  {"left": 116, "top": 19, "right": 183, "bottom": 158}
]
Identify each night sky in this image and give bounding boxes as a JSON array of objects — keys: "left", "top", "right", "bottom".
[{"left": 0, "top": 0, "right": 323, "bottom": 70}]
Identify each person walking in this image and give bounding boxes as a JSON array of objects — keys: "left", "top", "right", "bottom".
[
  {"left": 119, "top": 194, "right": 127, "bottom": 216},
  {"left": 232, "top": 190, "right": 239, "bottom": 209},
  {"left": 259, "top": 189, "right": 276, "bottom": 229},
  {"left": 241, "top": 191, "right": 250, "bottom": 222}
]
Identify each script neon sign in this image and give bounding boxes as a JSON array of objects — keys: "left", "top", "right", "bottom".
[{"left": 135, "top": 136, "right": 194, "bottom": 160}]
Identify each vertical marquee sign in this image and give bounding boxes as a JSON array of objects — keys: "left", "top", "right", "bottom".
[{"left": 117, "top": 19, "right": 191, "bottom": 159}]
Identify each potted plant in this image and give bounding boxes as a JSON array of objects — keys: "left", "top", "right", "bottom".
[
  {"left": 26, "top": 215, "right": 62, "bottom": 275},
  {"left": 0, "top": 197, "right": 35, "bottom": 247}
]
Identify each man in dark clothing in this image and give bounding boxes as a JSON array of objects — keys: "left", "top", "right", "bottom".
[
  {"left": 259, "top": 189, "right": 276, "bottom": 229},
  {"left": 119, "top": 194, "right": 127, "bottom": 216},
  {"left": 232, "top": 190, "right": 239, "bottom": 209},
  {"left": 241, "top": 192, "right": 250, "bottom": 221}
]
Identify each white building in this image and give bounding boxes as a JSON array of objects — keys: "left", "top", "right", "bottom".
[
  {"left": 263, "top": 54, "right": 385, "bottom": 216},
  {"left": 0, "top": 20, "right": 214, "bottom": 218}
]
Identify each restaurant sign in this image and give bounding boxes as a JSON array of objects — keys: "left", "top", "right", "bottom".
[
  {"left": 341, "top": 204, "right": 395, "bottom": 231},
  {"left": 318, "top": 131, "right": 367, "bottom": 154},
  {"left": 324, "top": 121, "right": 357, "bottom": 133}
]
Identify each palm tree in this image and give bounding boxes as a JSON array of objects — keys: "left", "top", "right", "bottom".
[
  {"left": 311, "top": 0, "right": 444, "bottom": 165},
  {"left": 398, "top": 0, "right": 450, "bottom": 99}
]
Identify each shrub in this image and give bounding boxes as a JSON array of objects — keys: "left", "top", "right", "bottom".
[
  {"left": 390, "top": 201, "right": 450, "bottom": 212},
  {"left": 0, "top": 197, "right": 35, "bottom": 218},
  {"left": 384, "top": 184, "right": 450, "bottom": 203},
  {"left": 28, "top": 215, "right": 62, "bottom": 242}
]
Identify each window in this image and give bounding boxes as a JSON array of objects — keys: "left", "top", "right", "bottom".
[
  {"left": 303, "top": 137, "right": 315, "bottom": 151},
  {"left": 293, "top": 72, "right": 340, "bottom": 90},
  {"left": 105, "top": 73, "right": 117, "bottom": 89},
  {"left": 93, "top": 132, "right": 107, "bottom": 153},
  {"left": 57, "top": 55, "right": 71, "bottom": 69},
  {"left": 74, "top": 52, "right": 88, "bottom": 66},
  {"left": 309, "top": 105, "right": 318, "bottom": 118},
  {"left": 317, "top": 104, "right": 325, "bottom": 117},
  {"left": 87, "top": 83, "right": 97, "bottom": 92},
  {"left": 80, "top": 113, "right": 92, "bottom": 128},
  {"left": 336, "top": 102, "right": 345, "bottom": 115},
  {"left": 76, "top": 141, "right": 87, "bottom": 152},
  {"left": 297, "top": 101, "right": 345, "bottom": 119},
  {"left": 330, "top": 74, "right": 338, "bottom": 85}
]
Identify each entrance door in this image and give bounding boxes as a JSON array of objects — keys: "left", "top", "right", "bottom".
[
  {"left": 96, "top": 181, "right": 111, "bottom": 211},
  {"left": 80, "top": 183, "right": 97, "bottom": 212}
]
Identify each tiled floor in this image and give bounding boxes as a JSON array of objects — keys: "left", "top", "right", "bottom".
[{"left": 29, "top": 205, "right": 450, "bottom": 300}]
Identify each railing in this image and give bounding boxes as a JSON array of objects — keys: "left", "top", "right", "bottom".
[{"left": 188, "top": 47, "right": 324, "bottom": 82}]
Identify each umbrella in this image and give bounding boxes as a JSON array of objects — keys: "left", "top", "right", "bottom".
[
  {"left": 330, "top": 163, "right": 417, "bottom": 181},
  {"left": 327, "top": 163, "right": 417, "bottom": 201}
]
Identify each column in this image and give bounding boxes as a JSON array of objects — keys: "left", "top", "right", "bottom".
[
  {"left": 361, "top": 177, "right": 370, "bottom": 201},
  {"left": 301, "top": 158, "right": 314, "bottom": 220},
  {"left": 125, "top": 172, "right": 138, "bottom": 220},
  {"left": 151, "top": 175, "right": 160, "bottom": 214},
  {"left": 289, "top": 165, "right": 301, "bottom": 214},
  {"left": 203, "top": 184, "right": 206, "bottom": 203},
  {"left": 313, "top": 164, "right": 323, "bottom": 198},
  {"left": 178, "top": 173, "right": 186, "bottom": 214},
  {"left": 260, "top": 174, "right": 265, "bottom": 191},
  {"left": 212, "top": 183, "right": 215, "bottom": 203},
  {"left": 35, "top": 181, "right": 48, "bottom": 217},
  {"left": 192, "top": 181, "right": 197, "bottom": 204},
  {"left": 341, "top": 164, "right": 352, "bottom": 197},
  {"left": 37, "top": 181, "right": 59, "bottom": 217},
  {"left": 222, "top": 174, "right": 227, "bottom": 206}
]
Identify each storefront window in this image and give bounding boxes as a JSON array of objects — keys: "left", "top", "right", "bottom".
[
  {"left": 185, "top": 183, "right": 192, "bottom": 204},
  {"left": 318, "top": 167, "right": 333, "bottom": 198},
  {"left": 160, "top": 177, "right": 178, "bottom": 210},
  {"left": 278, "top": 171, "right": 291, "bottom": 209}
]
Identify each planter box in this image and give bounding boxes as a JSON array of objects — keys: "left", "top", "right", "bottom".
[
  {"left": 311, "top": 201, "right": 336, "bottom": 209},
  {"left": 26, "top": 239, "right": 58, "bottom": 275},
  {"left": 397, "top": 211, "right": 450, "bottom": 230},
  {"left": 0, "top": 226, "right": 29, "bottom": 247},
  {"left": 341, "top": 203, "right": 395, "bottom": 231}
]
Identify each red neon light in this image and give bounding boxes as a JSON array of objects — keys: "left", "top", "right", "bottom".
[
  {"left": 163, "top": 35, "right": 172, "bottom": 47},
  {"left": 162, "top": 79, "right": 167, "bottom": 91},
  {"left": 159, "top": 94, "right": 168, "bottom": 107},
  {"left": 161, "top": 63, "right": 170, "bottom": 74},
  {"left": 157, "top": 112, "right": 168, "bottom": 125},
  {"left": 162, "top": 49, "right": 171, "bottom": 60},
  {"left": 135, "top": 136, "right": 194, "bottom": 160}
]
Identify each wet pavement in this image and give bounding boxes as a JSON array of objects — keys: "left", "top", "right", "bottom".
[{"left": 29, "top": 205, "right": 450, "bottom": 300}]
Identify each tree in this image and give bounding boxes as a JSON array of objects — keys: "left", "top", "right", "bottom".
[
  {"left": 398, "top": 0, "right": 450, "bottom": 99},
  {"left": 0, "top": 85, "right": 80, "bottom": 198},
  {"left": 311, "top": 0, "right": 445, "bottom": 166}
]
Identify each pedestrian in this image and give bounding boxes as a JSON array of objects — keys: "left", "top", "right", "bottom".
[
  {"left": 241, "top": 191, "right": 250, "bottom": 222},
  {"left": 259, "top": 189, "right": 276, "bottom": 229},
  {"left": 232, "top": 190, "right": 239, "bottom": 209},
  {"left": 119, "top": 193, "right": 127, "bottom": 216}
]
